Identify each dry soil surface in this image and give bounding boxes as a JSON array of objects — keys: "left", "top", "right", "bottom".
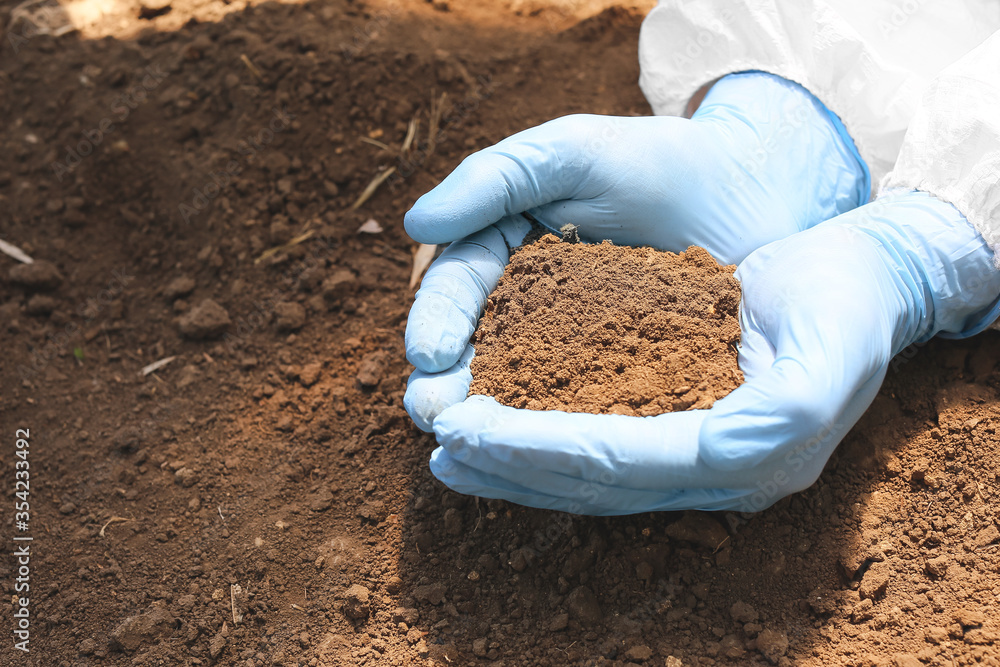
[{"left": 2, "top": 0, "right": 1000, "bottom": 666}]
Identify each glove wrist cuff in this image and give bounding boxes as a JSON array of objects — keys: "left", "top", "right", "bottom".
[{"left": 865, "top": 191, "right": 1000, "bottom": 347}]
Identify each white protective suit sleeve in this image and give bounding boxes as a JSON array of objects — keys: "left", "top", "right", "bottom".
[
  {"left": 881, "top": 30, "right": 1000, "bottom": 259},
  {"left": 637, "top": 0, "right": 1000, "bottom": 193}
]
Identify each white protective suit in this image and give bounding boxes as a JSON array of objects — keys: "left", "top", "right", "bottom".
[{"left": 639, "top": 0, "right": 1000, "bottom": 257}]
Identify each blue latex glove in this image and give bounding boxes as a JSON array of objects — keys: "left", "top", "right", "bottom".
[
  {"left": 426, "top": 191, "right": 1000, "bottom": 514},
  {"left": 405, "top": 71, "right": 870, "bottom": 398}
]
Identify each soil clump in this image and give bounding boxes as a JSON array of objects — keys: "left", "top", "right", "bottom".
[{"left": 470, "top": 235, "right": 743, "bottom": 415}]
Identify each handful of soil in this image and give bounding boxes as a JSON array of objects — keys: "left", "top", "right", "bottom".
[{"left": 469, "top": 234, "right": 743, "bottom": 416}]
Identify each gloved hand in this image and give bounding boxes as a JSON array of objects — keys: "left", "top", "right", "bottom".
[
  {"left": 425, "top": 191, "right": 1000, "bottom": 514},
  {"left": 405, "top": 71, "right": 870, "bottom": 422}
]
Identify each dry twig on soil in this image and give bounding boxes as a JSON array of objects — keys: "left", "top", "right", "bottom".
[
  {"left": 231, "top": 584, "right": 245, "bottom": 624},
  {"left": 0, "top": 239, "right": 33, "bottom": 264},
  {"left": 350, "top": 167, "right": 397, "bottom": 211},
  {"left": 254, "top": 229, "right": 316, "bottom": 264},
  {"left": 401, "top": 117, "right": 419, "bottom": 155},
  {"left": 410, "top": 243, "right": 438, "bottom": 289},
  {"left": 427, "top": 91, "right": 448, "bottom": 157},
  {"left": 99, "top": 516, "right": 132, "bottom": 537},
  {"left": 239, "top": 53, "right": 263, "bottom": 82},
  {"left": 140, "top": 356, "right": 177, "bottom": 376}
]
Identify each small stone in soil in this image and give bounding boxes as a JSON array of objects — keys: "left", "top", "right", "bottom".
[
  {"left": 163, "top": 275, "right": 196, "bottom": 300},
  {"left": 357, "top": 500, "right": 387, "bottom": 522},
  {"left": 109, "top": 604, "right": 176, "bottom": 652},
  {"left": 413, "top": 583, "right": 447, "bottom": 605},
  {"left": 308, "top": 487, "right": 334, "bottom": 512},
  {"left": 730, "top": 601, "right": 759, "bottom": 624},
  {"left": 953, "top": 609, "right": 985, "bottom": 629},
  {"left": 322, "top": 268, "right": 356, "bottom": 301},
  {"left": 175, "top": 365, "right": 200, "bottom": 389},
  {"left": 385, "top": 576, "right": 403, "bottom": 594},
  {"left": 909, "top": 457, "right": 930, "bottom": 483},
  {"left": 858, "top": 561, "right": 890, "bottom": 599},
  {"left": 174, "top": 467, "right": 199, "bottom": 488},
  {"left": 566, "top": 586, "right": 602, "bottom": 625},
  {"left": 8, "top": 260, "right": 63, "bottom": 291},
  {"left": 343, "top": 584, "right": 371, "bottom": 619},
  {"left": 443, "top": 508, "right": 463, "bottom": 535},
  {"left": 25, "top": 294, "right": 58, "bottom": 316},
  {"left": 719, "top": 635, "right": 745, "bottom": 659},
  {"left": 356, "top": 350, "right": 386, "bottom": 389},
  {"left": 548, "top": 613, "right": 569, "bottom": 632},
  {"left": 665, "top": 511, "right": 730, "bottom": 551},
  {"left": 925, "top": 626, "right": 948, "bottom": 644},
  {"left": 925, "top": 555, "right": 949, "bottom": 578},
  {"left": 208, "top": 632, "right": 226, "bottom": 659},
  {"left": 299, "top": 362, "right": 322, "bottom": 386},
  {"left": 177, "top": 299, "right": 231, "bottom": 339},
  {"left": 393, "top": 607, "right": 420, "bottom": 625},
  {"left": 274, "top": 301, "right": 306, "bottom": 331},
  {"left": 755, "top": 628, "right": 789, "bottom": 664},
  {"left": 625, "top": 645, "right": 653, "bottom": 661},
  {"left": 508, "top": 548, "right": 530, "bottom": 572},
  {"left": 974, "top": 524, "right": 999, "bottom": 547},
  {"left": 851, "top": 598, "right": 874, "bottom": 623}
]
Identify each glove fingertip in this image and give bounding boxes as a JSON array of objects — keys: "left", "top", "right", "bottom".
[
  {"left": 405, "top": 318, "right": 471, "bottom": 373},
  {"left": 406, "top": 194, "right": 492, "bottom": 245},
  {"left": 403, "top": 377, "right": 437, "bottom": 432},
  {"left": 428, "top": 446, "right": 463, "bottom": 481},
  {"left": 404, "top": 206, "right": 446, "bottom": 245},
  {"left": 405, "top": 342, "right": 454, "bottom": 374},
  {"left": 405, "top": 381, "right": 451, "bottom": 434},
  {"left": 404, "top": 361, "right": 475, "bottom": 432}
]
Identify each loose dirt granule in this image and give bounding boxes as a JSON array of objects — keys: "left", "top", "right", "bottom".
[{"left": 469, "top": 234, "right": 744, "bottom": 415}]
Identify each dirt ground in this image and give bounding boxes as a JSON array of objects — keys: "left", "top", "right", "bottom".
[{"left": 2, "top": 0, "right": 1000, "bottom": 665}]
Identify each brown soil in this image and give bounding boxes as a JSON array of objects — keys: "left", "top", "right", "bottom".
[
  {"left": 469, "top": 235, "right": 742, "bottom": 415},
  {"left": 2, "top": 1, "right": 1000, "bottom": 666}
]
